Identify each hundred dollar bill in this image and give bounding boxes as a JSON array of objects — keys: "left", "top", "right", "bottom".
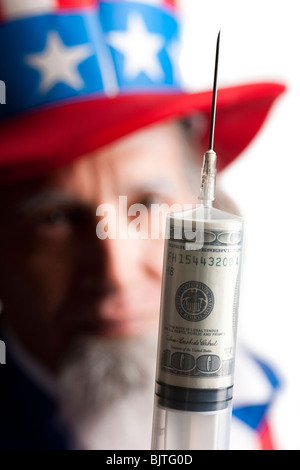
[{"left": 156, "top": 209, "right": 243, "bottom": 391}]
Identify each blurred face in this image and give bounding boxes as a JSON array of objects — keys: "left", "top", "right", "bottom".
[{"left": 0, "top": 122, "right": 194, "bottom": 370}]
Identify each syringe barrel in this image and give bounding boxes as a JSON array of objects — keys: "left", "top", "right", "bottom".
[
  {"left": 152, "top": 396, "right": 232, "bottom": 450},
  {"left": 152, "top": 206, "right": 244, "bottom": 450}
]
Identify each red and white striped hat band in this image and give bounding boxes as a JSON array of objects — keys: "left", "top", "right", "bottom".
[{"left": 0, "top": 0, "right": 176, "bottom": 22}]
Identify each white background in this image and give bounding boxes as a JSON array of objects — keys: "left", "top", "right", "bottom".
[{"left": 179, "top": 0, "right": 300, "bottom": 449}]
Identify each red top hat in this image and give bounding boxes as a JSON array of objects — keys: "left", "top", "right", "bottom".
[{"left": 0, "top": 0, "right": 285, "bottom": 184}]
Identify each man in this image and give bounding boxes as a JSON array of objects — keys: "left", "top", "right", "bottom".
[{"left": 0, "top": 0, "right": 285, "bottom": 449}]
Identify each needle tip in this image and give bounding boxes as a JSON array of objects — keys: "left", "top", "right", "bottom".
[{"left": 208, "top": 31, "right": 221, "bottom": 151}]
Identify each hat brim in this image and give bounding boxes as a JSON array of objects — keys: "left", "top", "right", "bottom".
[{"left": 0, "top": 81, "right": 285, "bottom": 184}]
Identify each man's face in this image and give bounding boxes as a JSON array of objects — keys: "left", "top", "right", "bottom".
[{"left": 0, "top": 122, "right": 194, "bottom": 369}]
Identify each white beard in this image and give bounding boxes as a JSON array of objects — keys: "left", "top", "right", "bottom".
[{"left": 58, "top": 333, "right": 158, "bottom": 450}]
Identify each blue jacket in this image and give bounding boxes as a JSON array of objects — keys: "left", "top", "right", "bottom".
[{"left": 0, "top": 340, "right": 79, "bottom": 450}]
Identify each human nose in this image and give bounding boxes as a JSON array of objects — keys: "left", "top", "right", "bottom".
[
  {"left": 99, "top": 238, "right": 137, "bottom": 290},
  {"left": 78, "top": 229, "right": 139, "bottom": 294}
]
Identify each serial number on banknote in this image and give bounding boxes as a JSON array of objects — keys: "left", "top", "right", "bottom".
[{"left": 167, "top": 252, "right": 240, "bottom": 268}]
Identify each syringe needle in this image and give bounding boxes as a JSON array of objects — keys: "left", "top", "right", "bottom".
[
  {"left": 200, "top": 31, "right": 221, "bottom": 206},
  {"left": 209, "top": 30, "right": 221, "bottom": 151}
]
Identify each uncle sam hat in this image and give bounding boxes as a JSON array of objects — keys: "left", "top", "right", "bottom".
[{"left": 0, "top": 0, "right": 285, "bottom": 184}]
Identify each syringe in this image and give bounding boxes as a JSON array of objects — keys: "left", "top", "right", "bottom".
[{"left": 151, "top": 32, "right": 244, "bottom": 450}]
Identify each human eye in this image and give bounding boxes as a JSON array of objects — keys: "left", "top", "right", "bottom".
[
  {"left": 34, "top": 207, "right": 69, "bottom": 226},
  {"left": 133, "top": 192, "right": 172, "bottom": 208},
  {"left": 29, "top": 205, "right": 73, "bottom": 238}
]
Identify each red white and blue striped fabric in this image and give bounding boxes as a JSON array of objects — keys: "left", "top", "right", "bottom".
[
  {"left": 0, "top": 1, "right": 94, "bottom": 23},
  {"left": 0, "top": 0, "right": 176, "bottom": 23},
  {"left": 232, "top": 348, "right": 281, "bottom": 450}
]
